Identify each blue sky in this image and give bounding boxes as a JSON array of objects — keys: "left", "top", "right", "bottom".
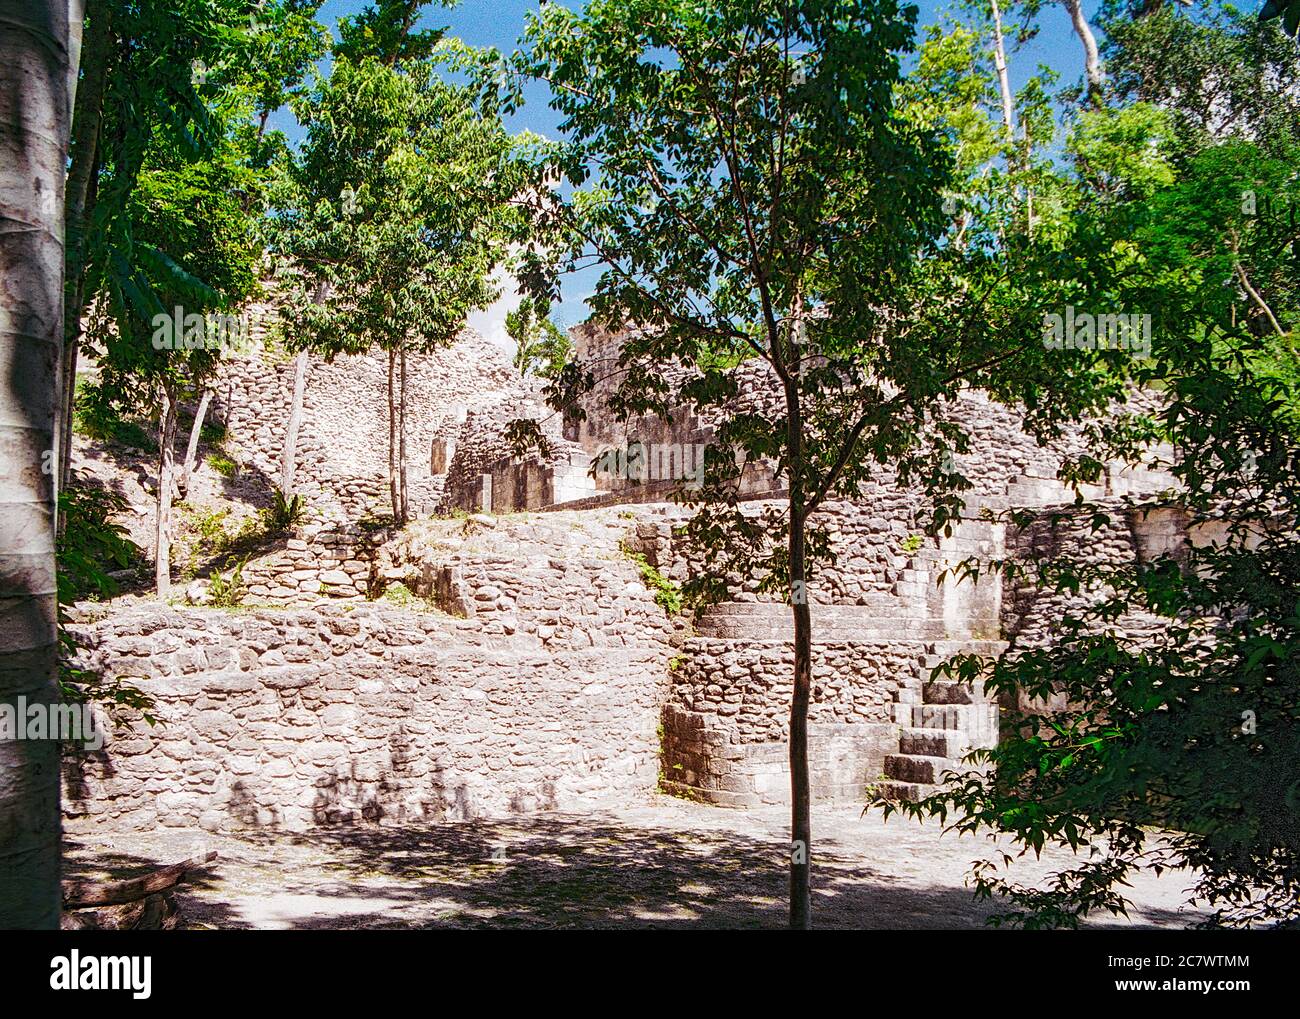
[{"left": 292, "top": 0, "right": 1108, "bottom": 345}]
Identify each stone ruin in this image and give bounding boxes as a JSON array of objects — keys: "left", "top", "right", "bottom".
[{"left": 61, "top": 318, "right": 1193, "bottom": 832}]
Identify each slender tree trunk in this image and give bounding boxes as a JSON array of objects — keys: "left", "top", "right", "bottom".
[
  {"left": 280, "top": 280, "right": 324, "bottom": 497},
  {"left": 178, "top": 387, "right": 212, "bottom": 498},
  {"left": 155, "top": 385, "right": 178, "bottom": 597},
  {"left": 58, "top": 1, "right": 110, "bottom": 492},
  {"left": 387, "top": 347, "right": 399, "bottom": 522},
  {"left": 279, "top": 350, "right": 308, "bottom": 495},
  {"left": 783, "top": 374, "right": 812, "bottom": 929},
  {"left": 68, "top": 0, "right": 84, "bottom": 117},
  {"left": 0, "top": 0, "right": 72, "bottom": 930},
  {"left": 788, "top": 500, "right": 813, "bottom": 930},
  {"left": 398, "top": 344, "right": 408, "bottom": 523},
  {"left": 1063, "top": 0, "right": 1104, "bottom": 105},
  {"left": 989, "top": 0, "right": 1016, "bottom": 145}
]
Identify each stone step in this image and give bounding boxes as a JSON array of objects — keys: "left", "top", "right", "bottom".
[
  {"left": 899, "top": 727, "right": 967, "bottom": 758},
  {"left": 921, "top": 680, "right": 990, "bottom": 705},
  {"left": 905, "top": 703, "right": 999, "bottom": 747},
  {"left": 694, "top": 617, "right": 950, "bottom": 640},
  {"left": 926, "top": 639, "right": 1009, "bottom": 658},
  {"left": 700, "top": 597, "right": 923, "bottom": 619},
  {"left": 874, "top": 780, "right": 935, "bottom": 803},
  {"left": 884, "top": 754, "right": 957, "bottom": 785}
]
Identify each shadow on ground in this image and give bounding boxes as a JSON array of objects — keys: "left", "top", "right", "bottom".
[{"left": 65, "top": 806, "right": 1205, "bottom": 930}]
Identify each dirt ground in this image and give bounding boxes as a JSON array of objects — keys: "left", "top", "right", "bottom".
[{"left": 63, "top": 794, "right": 1210, "bottom": 929}]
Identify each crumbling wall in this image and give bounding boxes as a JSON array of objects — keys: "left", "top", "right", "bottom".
[
  {"left": 62, "top": 595, "right": 676, "bottom": 833},
  {"left": 212, "top": 312, "right": 522, "bottom": 520}
]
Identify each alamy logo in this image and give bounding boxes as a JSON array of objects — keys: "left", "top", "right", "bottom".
[
  {"left": 151, "top": 307, "right": 255, "bottom": 354},
  {"left": 1042, "top": 305, "right": 1151, "bottom": 359},
  {"left": 1, "top": 697, "right": 103, "bottom": 750},
  {"left": 592, "top": 442, "right": 706, "bottom": 490},
  {"left": 50, "top": 951, "right": 151, "bottom": 999}
]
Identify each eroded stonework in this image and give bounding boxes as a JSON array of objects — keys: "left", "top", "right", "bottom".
[
  {"left": 64, "top": 512, "right": 679, "bottom": 832},
  {"left": 63, "top": 320, "right": 1188, "bottom": 829}
]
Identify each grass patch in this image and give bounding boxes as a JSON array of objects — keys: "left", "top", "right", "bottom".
[
  {"left": 177, "top": 506, "right": 265, "bottom": 580},
  {"left": 207, "top": 453, "right": 238, "bottom": 478}
]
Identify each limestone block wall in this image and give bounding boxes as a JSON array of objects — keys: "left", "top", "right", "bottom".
[
  {"left": 670, "top": 638, "right": 923, "bottom": 738},
  {"left": 438, "top": 393, "right": 582, "bottom": 514},
  {"left": 62, "top": 598, "right": 676, "bottom": 834},
  {"left": 233, "top": 522, "right": 395, "bottom": 605},
  {"left": 659, "top": 638, "right": 918, "bottom": 806},
  {"left": 1001, "top": 499, "right": 1171, "bottom": 651},
  {"left": 212, "top": 312, "right": 523, "bottom": 521}
]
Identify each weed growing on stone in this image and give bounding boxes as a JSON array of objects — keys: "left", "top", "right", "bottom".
[
  {"left": 376, "top": 581, "right": 449, "bottom": 615},
  {"left": 207, "top": 556, "right": 250, "bottom": 608},
  {"left": 207, "top": 453, "right": 238, "bottom": 478},
  {"left": 620, "top": 541, "right": 683, "bottom": 615}
]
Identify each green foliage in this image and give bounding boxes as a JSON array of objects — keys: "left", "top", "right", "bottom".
[
  {"left": 263, "top": 489, "right": 306, "bottom": 532},
  {"left": 334, "top": 0, "right": 450, "bottom": 65},
  {"left": 1261, "top": 0, "right": 1300, "bottom": 38},
  {"left": 199, "top": 419, "right": 227, "bottom": 444},
  {"left": 377, "top": 581, "right": 445, "bottom": 612},
  {"left": 206, "top": 556, "right": 250, "bottom": 608},
  {"left": 72, "top": 379, "right": 156, "bottom": 452},
  {"left": 206, "top": 453, "right": 238, "bottom": 478},
  {"left": 57, "top": 487, "right": 142, "bottom": 605},
  {"left": 899, "top": 534, "right": 924, "bottom": 555},
  {"left": 877, "top": 0, "right": 1300, "bottom": 928},
  {"left": 621, "top": 542, "right": 683, "bottom": 616},
  {"left": 1103, "top": 0, "right": 1300, "bottom": 158},
  {"left": 1066, "top": 103, "right": 1177, "bottom": 198},
  {"left": 267, "top": 41, "right": 531, "bottom": 522},
  {"left": 177, "top": 506, "right": 263, "bottom": 580},
  {"left": 381, "top": 581, "right": 418, "bottom": 607},
  {"left": 508, "top": 298, "right": 571, "bottom": 378},
  {"left": 56, "top": 487, "right": 155, "bottom": 721}
]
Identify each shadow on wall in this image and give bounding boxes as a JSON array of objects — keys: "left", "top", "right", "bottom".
[
  {"left": 62, "top": 746, "right": 117, "bottom": 816},
  {"left": 214, "top": 747, "right": 562, "bottom": 830}
]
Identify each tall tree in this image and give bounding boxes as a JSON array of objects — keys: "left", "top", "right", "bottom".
[
  {"left": 508, "top": 298, "right": 570, "bottom": 379},
  {"left": 272, "top": 47, "right": 524, "bottom": 524},
  {"left": 1260, "top": 0, "right": 1300, "bottom": 39},
  {"left": 57, "top": 0, "right": 226, "bottom": 494},
  {"left": 1103, "top": 0, "right": 1300, "bottom": 155},
  {"left": 73, "top": 3, "right": 323, "bottom": 593},
  {"left": 884, "top": 0, "right": 1300, "bottom": 928},
  {"left": 494, "top": 0, "right": 1120, "bottom": 928},
  {"left": 0, "top": 0, "right": 73, "bottom": 929}
]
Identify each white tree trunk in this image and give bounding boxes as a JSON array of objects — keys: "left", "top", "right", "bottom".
[
  {"left": 990, "top": 0, "right": 1017, "bottom": 144},
  {"left": 0, "top": 0, "right": 71, "bottom": 929},
  {"left": 279, "top": 351, "right": 308, "bottom": 496},
  {"left": 398, "top": 344, "right": 408, "bottom": 523},
  {"left": 155, "top": 386, "right": 178, "bottom": 597},
  {"left": 1064, "top": 0, "right": 1104, "bottom": 103},
  {"left": 387, "top": 348, "right": 399, "bottom": 521},
  {"left": 59, "top": 0, "right": 112, "bottom": 493},
  {"left": 179, "top": 387, "right": 212, "bottom": 498}
]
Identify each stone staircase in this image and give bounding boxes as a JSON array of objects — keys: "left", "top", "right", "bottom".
[{"left": 879, "top": 639, "right": 1005, "bottom": 802}]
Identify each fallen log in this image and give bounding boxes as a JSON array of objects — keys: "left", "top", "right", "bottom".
[
  {"left": 63, "top": 851, "right": 218, "bottom": 908},
  {"left": 61, "top": 891, "right": 182, "bottom": 931}
]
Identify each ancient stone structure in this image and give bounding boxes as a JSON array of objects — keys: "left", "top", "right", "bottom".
[
  {"left": 63, "top": 513, "right": 678, "bottom": 832},
  {"left": 212, "top": 300, "right": 525, "bottom": 521},
  {"left": 61, "top": 319, "right": 1185, "bottom": 830}
]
